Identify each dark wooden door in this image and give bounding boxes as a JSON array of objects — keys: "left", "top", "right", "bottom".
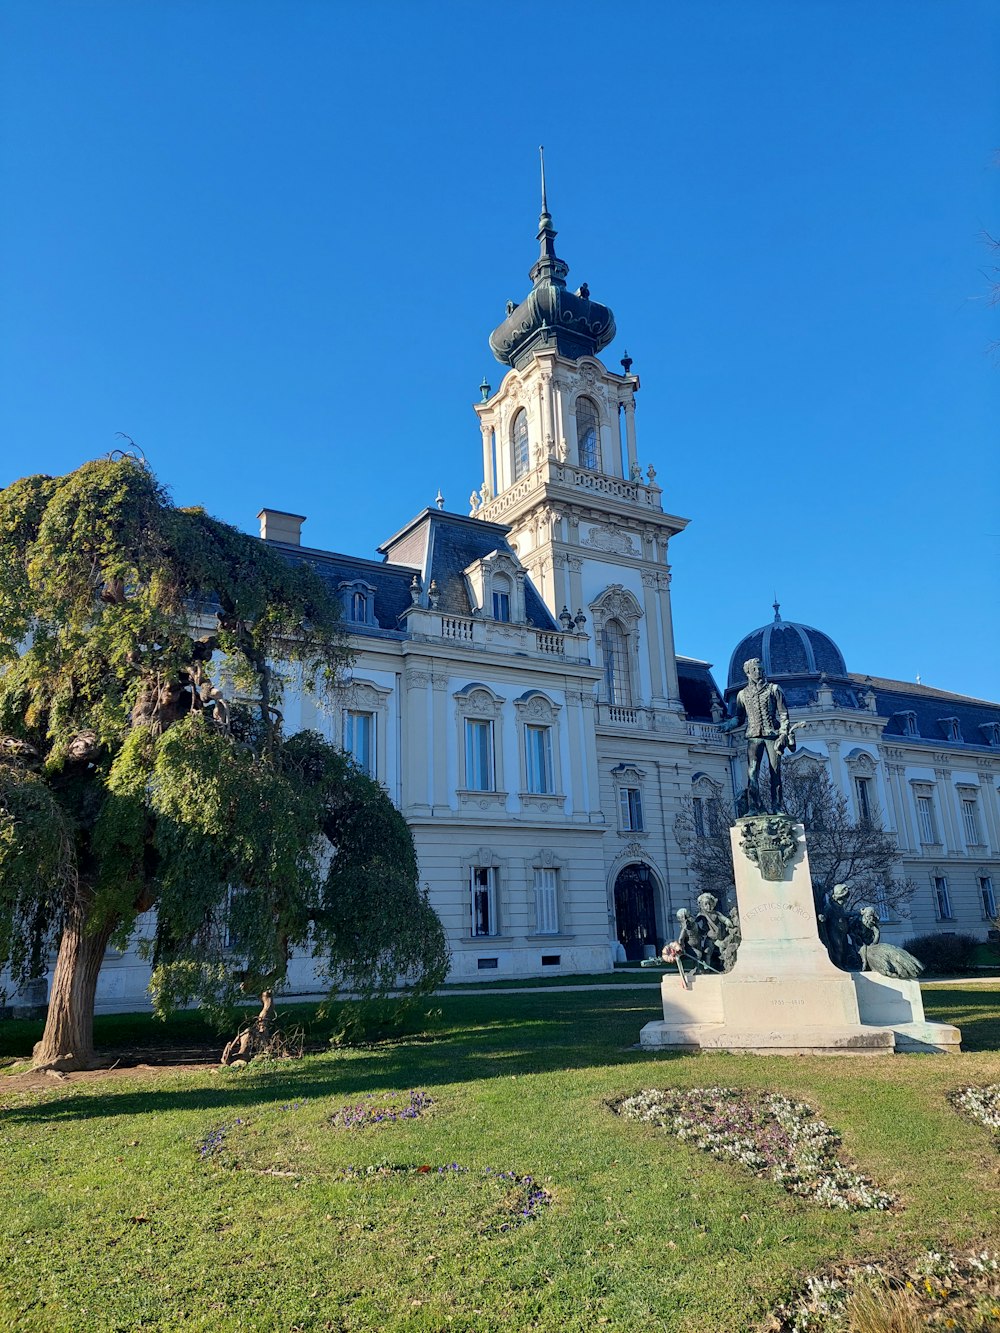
[{"left": 614, "top": 864, "right": 657, "bottom": 961}]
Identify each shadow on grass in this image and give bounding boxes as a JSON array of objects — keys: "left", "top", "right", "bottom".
[
  {"left": 0, "top": 991, "right": 683, "bottom": 1124},
  {"left": 921, "top": 987, "right": 1000, "bottom": 1052}
]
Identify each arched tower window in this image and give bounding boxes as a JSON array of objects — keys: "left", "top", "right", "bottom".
[
  {"left": 576, "top": 397, "right": 600, "bottom": 471},
  {"left": 602, "top": 619, "right": 633, "bottom": 706},
  {"left": 512, "top": 410, "right": 530, "bottom": 480}
]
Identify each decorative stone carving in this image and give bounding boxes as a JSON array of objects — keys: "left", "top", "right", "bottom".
[
  {"left": 738, "top": 813, "right": 797, "bottom": 881},
  {"left": 581, "top": 524, "right": 638, "bottom": 556}
]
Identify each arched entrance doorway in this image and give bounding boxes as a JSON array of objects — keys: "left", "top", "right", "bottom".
[{"left": 613, "top": 863, "right": 659, "bottom": 961}]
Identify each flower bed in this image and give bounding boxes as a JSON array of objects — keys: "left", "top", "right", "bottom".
[
  {"left": 614, "top": 1087, "right": 894, "bottom": 1211},
  {"left": 329, "top": 1089, "right": 433, "bottom": 1129},
  {"left": 949, "top": 1084, "right": 1000, "bottom": 1134},
  {"left": 769, "top": 1248, "right": 1000, "bottom": 1331}
]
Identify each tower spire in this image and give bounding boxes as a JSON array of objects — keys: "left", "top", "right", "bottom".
[{"left": 532, "top": 145, "right": 564, "bottom": 286}]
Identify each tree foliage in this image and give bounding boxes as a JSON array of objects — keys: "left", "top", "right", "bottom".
[
  {"left": 674, "top": 765, "right": 916, "bottom": 917},
  {"left": 0, "top": 458, "right": 448, "bottom": 1066}
]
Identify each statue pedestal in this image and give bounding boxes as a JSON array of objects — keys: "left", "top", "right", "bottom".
[{"left": 640, "top": 818, "right": 960, "bottom": 1056}]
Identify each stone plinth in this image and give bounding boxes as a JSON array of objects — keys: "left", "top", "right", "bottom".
[{"left": 639, "top": 817, "right": 961, "bottom": 1055}]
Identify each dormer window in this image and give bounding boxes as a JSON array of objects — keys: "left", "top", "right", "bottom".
[
  {"left": 898, "top": 711, "right": 918, "bottom": 737},
  {"left": 980, "top": 722, "right": 1000, "bottom": 747},
  {"left": 464, "top": 550, "right": 526, "bottom": 625},
  {"left": 492, "top": 575, "right": 512, "bottom": 622},
  {"left": 512, "top": 410, "right": 530, "bottom": 480},
  {"left": 939, "top": 717, "right": 961, "bottom": 742},
  {"left": 338, "top": 579, "right": 377, "bottom": 627},
  {"left": 576, "top": 397, "right": 600, "bottom": 471}
]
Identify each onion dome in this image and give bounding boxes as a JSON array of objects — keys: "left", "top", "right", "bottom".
[
  {"left": 489, "top": 150, "right": 616, "bottom": 370},
  {"left": 727, "top": 601, "right": 847, "bottom": 690}
]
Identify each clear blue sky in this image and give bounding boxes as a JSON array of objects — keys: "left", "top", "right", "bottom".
[{"left": 2, "top": 1, "right": 998, "bottom": 698}]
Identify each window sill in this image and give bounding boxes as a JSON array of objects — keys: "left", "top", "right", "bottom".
[
  {"left": 519, "top": 791, "right": 567, "bottom": 812},
  {"left": 618, "top": 827, "right": 649, "bottom": 837},
  {"left": 527, "top": 932, "right": 576, "bottom": 941},
  {"left": 458, "top": 789, "right": 509, "bottom": 812},
  {"left": 456, "top": 935, "right": 515, "bottom": 948}
]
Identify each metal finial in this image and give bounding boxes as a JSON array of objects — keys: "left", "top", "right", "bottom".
[
  {"left": 435, "top": 489, "right": 444, "bottom": 510},
  {"left": 772, "top": 597, "right": 781, "bottom": 622},
  {"left": 620, "top": 349, "right": 633, "bottom": 374},
  {"left": 539, "top": 145, "right": 548, "bottom": 216},
  {"left": 479, "top": 376, "right": 491, "bottom": 402}
]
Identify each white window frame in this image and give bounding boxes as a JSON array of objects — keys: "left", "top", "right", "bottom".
[
  {"left": 979, "top": 874, "right": 997, "bottom": 919},
  {"left": 933, "top": 874, "right": 954, "bottom": 921},
  {"left": 575, "top": 395, "right": 601, "bottom": 471},
  {"left": 471, "top": 865, "right": 498, "bottom": 937},
  {"left": 912, "top": 786, "right": 939, "bottom": 845},
  {"left": 464, "top": 717, "right": 495, "bottom": 792},
  {"left": 343, "top": 708, "right": 376, "bottom": 777},
  {"left": 533, "top": 866, "right": 559, "bottom": 935},
  {"left": 338, "top": 678, "right": 391, "bottom": 782},
  {"left": 512, "top": 409, "right": 530, "bottom": 481},
  {"left": 455, "top": 685, "right": 506, "bottom": 800},
  {"left": 854, "top": 775, "right": 873, "bottom": 823},
  {"left": 524, "top": 723, "right": 554, "bottom": 795},
  {"left": 619, "top": 786, "right": 644, "bottom": 832}
]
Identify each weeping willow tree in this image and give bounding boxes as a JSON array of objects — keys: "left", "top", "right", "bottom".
[{"left": 0, "top": 457, "right": 449, "bottom": 1070}]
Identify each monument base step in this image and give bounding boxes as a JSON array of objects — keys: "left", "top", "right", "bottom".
[
  {"left": 889, "top": 1021, "right": 962, "bottom": 1054},
  {"left": 639, "top": 1020, "right": 896, "bottom": 1056}
]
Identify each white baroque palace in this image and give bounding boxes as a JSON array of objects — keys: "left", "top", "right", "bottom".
[{"left": 9, "top": 194, "right": 999, "bottom": 1011}]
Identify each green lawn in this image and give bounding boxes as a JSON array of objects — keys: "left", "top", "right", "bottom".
[{"left": 1, "top": 985, "right": 998, "bottom": 1332}]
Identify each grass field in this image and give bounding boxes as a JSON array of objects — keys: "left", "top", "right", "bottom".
[{"left": 1, "top": 984, "right": 998, "bottom": 1332}]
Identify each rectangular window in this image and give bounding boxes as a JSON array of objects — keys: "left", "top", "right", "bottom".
[
  {"left": 692, "top": 798, "right": 705, "bottom": 838},
  {"left": 934, "top": 875, "right": 954, "bottom": 921},
  {"left": 534, "top": 868, "right": 559, "bottom": 934},
  {"left": 962, "top": 798, "right": 982, "bottom": 845},
  {"left": 854, "top": 776, "right": 872, "bottom": 823},
  {"left": 619, "top": 786, "right": 644, "bottom": 832},
  {"left": 492, "top": 590, "right": 511, "bottom": 622},
  {"left": 465, "top": 718, "right": 494, "bottom": 791},
  {"left": 980, "top": 876, "right": 997, "bottom": 919},
  {"left": 916, "top": 794, "right": 937, "bottom": 844},
  {"left": 525, "top": 724, "right": 554, "bottom": 794},
  {"left": 343, "top": 710, "right": 375, "bottom": 777},
  {"left": 471, "top": 866, "right": 497, "bottom": 937}
]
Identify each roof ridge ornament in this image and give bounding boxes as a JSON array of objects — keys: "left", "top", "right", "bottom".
[{"left": 773, "top": 597, "right": 782, "bottom": 623}]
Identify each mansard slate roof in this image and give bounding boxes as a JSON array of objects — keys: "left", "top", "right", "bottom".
[
  {"left": 849, "top": 673, "right": 1000, "bottom": 749},
  {"left": 271, "top": 509, "right": 559, "bottom": 635},
  {"left": 677, "top": 656, "right": 725, "bottom": 722},
  {"left": 379, "top": 508, "right": 559, "bottom": 629},
  {"left": 271, "top": 543, "right": 416, "bottom": 637},
  {"left": 727, "top": 609, "right": 847, "bottom": 689}
]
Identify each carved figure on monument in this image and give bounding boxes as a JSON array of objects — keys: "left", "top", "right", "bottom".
[
  {"left": 721, "top": 657, "right": 794, "bottom": 813},
  {"left": 674, "top": 908, "right": 707, "bottom": 969},
  {"left": 738, "top": 814, "right": 797, "bottom": 881},
  {"left": 719, "top": 903, "right": 741, "bottom": 973},
  {"left": 852, "top": 907, "right": 924, "bottom": 979},
  {"left": 818, "top": 884, "right": 862, "bottom": 971},
  {"left": 694, "top": 892, "right": 737, "bottom": 972}
]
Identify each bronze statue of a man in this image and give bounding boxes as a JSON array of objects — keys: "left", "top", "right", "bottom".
[{"left": 722, "top": 657, "right": 794, "bottom": 813}]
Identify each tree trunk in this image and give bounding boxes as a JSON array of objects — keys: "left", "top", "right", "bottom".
[
  {"left": 31, "top": 900, "right": 115, "bottom": 1072},
  {"left": 220, "top": 990, "right": 274, "bottom": 1065}
]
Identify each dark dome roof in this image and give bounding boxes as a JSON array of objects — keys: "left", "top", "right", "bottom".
[
  {"left": 727, "top": 607, "right": 847, "bottom": 689},
  {"left": 489, "top": 203, "right": 615, "bottom": 370}
]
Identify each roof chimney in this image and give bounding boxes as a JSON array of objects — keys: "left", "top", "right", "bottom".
[{"left": 257, "top": 509, "right": 306, "bottom": 545}]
